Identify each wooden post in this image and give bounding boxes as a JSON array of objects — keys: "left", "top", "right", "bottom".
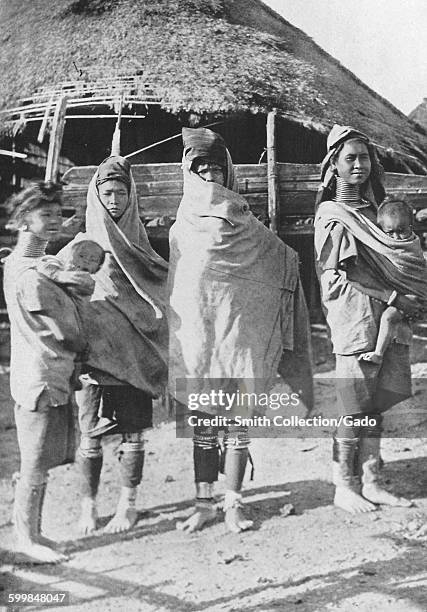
[
  {"left": 111, "top": 93, "right": 124, "bottom": 156},
  {"left": 38, "top": 96, "right": 53, "bottom": 143},
  {"left": 45, "top": 96, "right": 67, "bottom": 182},
  {"left": 266, "top": 109, "right": 279, "bottom": 234}
]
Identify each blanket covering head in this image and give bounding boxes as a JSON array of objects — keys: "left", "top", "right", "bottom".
[
  {"left": 182, "top": 127, "right": 227, "bottom": 172},
  {"left": 168, "top": 129, "right": 313, "bottom": 414},
  {"left": 95, "top": 155, "right": 131, "bottom": 190},
  {"left": 58, "top": 156, "right": 169, "bottom": 395},
  {"left": 317, "top": 124, "right": 386, "bottom": 207}
]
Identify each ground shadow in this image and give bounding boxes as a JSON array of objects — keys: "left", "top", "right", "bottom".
[
  {"left": 60, "top": 477, "right": 334, "bottom": 554},
  {"left": 1, "top": 532, "right": 427, "bottom": 611}
]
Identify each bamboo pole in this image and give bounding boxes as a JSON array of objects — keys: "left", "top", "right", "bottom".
[
  {"left": 266, "top": 109, "right": 279, "bottom": 234},
  {"left": 0, "top": 148, "right": 27, "bottom": 159},
  {"left": 111, "top": 93, "right": 124, "bottom": 156},
  {"left": 37, "top": 96, "right": 53, "bottom": 143},
  {"left": 125, "top": 121, "right": 223, "bottom": 159},
  {"left": 45, "top": 96, "right": 68, "bottom": 182}
]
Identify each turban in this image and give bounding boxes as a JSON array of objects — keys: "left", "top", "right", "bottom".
[
  {"left": 96, "top": 156, "right": 131, "bottom": 190},
  {"left": 182, "top": 127, "right": 227, "bottom": 169}
]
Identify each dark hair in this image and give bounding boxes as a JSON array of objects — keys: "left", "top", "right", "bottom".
[
  {"left": 6, "top": 182, "right": 62, "bottom": 231},
  {"left": 316, "top": 136, "right": 385, "bottom": 209},
  {"left": 377, "top": 196, "right": 414, "bottom": 226},
  {"left": 70, "top": 239, "right": 105, "bottom": 266}
]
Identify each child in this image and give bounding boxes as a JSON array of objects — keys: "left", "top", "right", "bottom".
[
  {"left": 3, "top": 183, "right": 85, "bottom": 563},
  {"left": 359, "top": 198, "right": 419, "bottom": 365},
  {"left": 38, "top": 239, "right": 105, "bottom": 290},
  {"left": 38, "top": 241, "right": 117, "bottom": 436}
]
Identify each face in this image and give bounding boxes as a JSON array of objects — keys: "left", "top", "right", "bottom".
[
  {"left": 98, "top": 180, "right": 129, "bottom": 218},
  {"left": 71, "top": 243, "right": 104, "bottom": 273},
  {"left": 379, "top": 214, "right": 412, "bottom": 240},
  {"left": 24, "top": 204, "right": 62, "bottom": 240},
  {"left": 332, "top": 140, "right": 372, "bottom": 185},
  {"left": 195, "top": 162, "right": 225, "bottom": 186}
]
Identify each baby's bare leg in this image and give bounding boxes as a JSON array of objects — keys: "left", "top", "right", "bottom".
[{"left": 359, "top": 306, "right": 403, "bottom": 364}]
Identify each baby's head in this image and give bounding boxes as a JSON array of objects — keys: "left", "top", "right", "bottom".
[
  {"left": 67, "top": 240, "right": 105, "bottom": 273},
  {"left": 377, "top": 197, "right": 413, "bottom": 240}
]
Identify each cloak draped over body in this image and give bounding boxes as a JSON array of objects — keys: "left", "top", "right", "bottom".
[
  {"left": 58, "top": 158, "right": 169, "bottom": 396},
  {"left": 168, "top": 152, "right": 313, "bottom": 413}
]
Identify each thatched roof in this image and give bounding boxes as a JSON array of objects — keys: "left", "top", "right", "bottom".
[
  {"left": 1, "top": 0, "right": 426, "bottom": 172},
  {"left": 409, "top": 99, "right": 427, "bottom": 131}
]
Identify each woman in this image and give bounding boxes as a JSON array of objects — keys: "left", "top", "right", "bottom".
[
  {"left": 314, "top": 125, "right": 426, "bottom": 514},
  {"left": 64, "top": 156, "right": 169, "bottom": 534},
  {"left": 169, "top": 128, "right": 313, "bottom": 532},
  {"left": 4, "top": 183, "right": 85, "bottom": 562}
]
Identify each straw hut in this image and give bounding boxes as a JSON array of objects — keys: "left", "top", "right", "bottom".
[
  {"left": 409, "top": 99, "right": 427, "bottom": 132},
  {"left": 1, "top": 0, "right": 427, "bottom": 337},
  {"left": 0, "top": 0, "right": 426, "bottom": 177}
]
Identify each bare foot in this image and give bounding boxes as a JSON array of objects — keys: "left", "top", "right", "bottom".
[
  {"left": 362, "top": 484, "right": 413, "bottom": 507},
  {"left": 78, "top": 498, "right": 98, "bottom": 534},
  {"left": 176, "top": 504, "right": 217, "bottom": 533},
  {"left": 104, "top": 507, "right": 138, "bottom": 534},
  {"left": 224, "top": 505, "right": 254, "bottom": 533},
  {"left": 358, "top": 352, "right": 383, "bottom": 364},
  {"left": 15, "top": 538, "right": 67, "bottom": 564},
  {"left": 334, "top": 486, "right": 377, "bottom": 514}
]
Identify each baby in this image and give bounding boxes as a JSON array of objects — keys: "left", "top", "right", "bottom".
[
  {"left": 38, "top": 239, "right": 105, "bottom": 397},
  {"left": 359, "top": 198, "right": 416, "bottom": 364},
  {"left": 38, "top": 239, "right": 105, "bottom": 293}
]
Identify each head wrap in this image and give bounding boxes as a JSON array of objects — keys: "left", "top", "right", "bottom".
[
  {"left": 182, "top": 128, "right": 237, "bottom": 191},
  {"left": 317, "top": 124, "right": 385, "bottom": 207},
  {"left": 182, "top": 127, "right": 227, "bottom": 170},
  {"left": 95, "top": 156, "right": 131, "bottom": 190}
]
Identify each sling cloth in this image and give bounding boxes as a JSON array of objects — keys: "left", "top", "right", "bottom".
[{"left": 315, "top": 200, "right": 427, "bottom": 300}]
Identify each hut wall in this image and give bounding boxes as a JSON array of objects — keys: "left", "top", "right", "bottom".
[
  {"left": 59, "top": 162, "right": 427, "bottom": 322},
  {"left": 1, "top": 162, "right": 427, "bottom": 350}
]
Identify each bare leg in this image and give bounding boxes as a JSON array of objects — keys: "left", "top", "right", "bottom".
[
  {"left": 104, "top": 486, "right": 138, "bottom": 533},
  {"left": 77, "top": 450, "right": 103, "bottom": 534},
  {"left": 223, "top": 428, "right": 253, "bottom": 532},
  {"left": 177, "top": 425, "right": 219, "bottom": 533},
  {"left": 104, "top": 435, "right": 144, "bottom": 533},
  {"left": 177, "top": 483, "right": 217, "bottom": 533},
  {"left": 359, "top": 307, "right": 402, "bottom": 364},
  {"left": 224, "top": 490, "right": 253, "bottom": 533},
  {"left": 13, "top": 480, "right": 67, "bottom": 563},
  {"left": 359, "top": 428, "right": 413, "bottom": 507},
  {"left": 78, "top": 496, "right": 98, "bottom": 535},
  {"left": 87, "top": 417, "right": 118, "bottom": 439},
  {"left": 332, "top": 437, "right": 376, "bottom": 514}
]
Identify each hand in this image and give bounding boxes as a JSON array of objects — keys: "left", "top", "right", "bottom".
[
  {"left": 394, "top": 294, "right": 424, "bottom": 318},
  {"left": 64, "top": 271, "right": 91, "bottom": 284},
  {"left": 415, "top": 208, "right": 427, "bottom": 223},
  {"left": 64, "top": 272, "right": 95, "bottom": 296}
]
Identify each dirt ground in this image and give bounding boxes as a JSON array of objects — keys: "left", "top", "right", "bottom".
[{"left": 0, "top": 330, "right": 427, "bottom": 612}]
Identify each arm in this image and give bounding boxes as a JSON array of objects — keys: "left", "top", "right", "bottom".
[
  {"left": 38, "top": 255, "right": 94, "bottom": 294},
  {"left": 36, "top": 313, "right": 87, "bottom": 353},
  {"left": 20, "top": 271, "right": 87, "bottom": 354}
]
